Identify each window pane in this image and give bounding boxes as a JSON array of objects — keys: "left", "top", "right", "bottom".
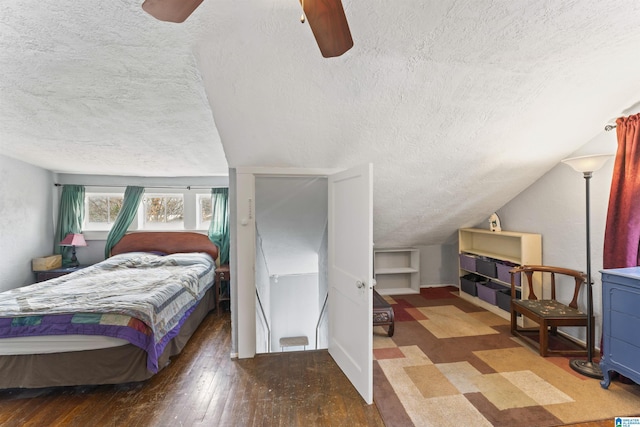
[
  {"left": 145, "top": 197, "right": 165, "bottom": 223},
  {"left": 144, "top": 195, "right": 184, "bottom": 224},
  {"left": 85, "top": 193, "right": 124, "bottom": 230},
  {"left": 108, "top": 197, "right": 123, "bottom": 222},
  {"left": 166, "top": 197, "right": 183, "bottom": 223},
  {"left": 88, "top": 196, "right": 108, "bottom": 223},
  {"left": 200, "top": 197, "right": 212, "bottom": 222}
]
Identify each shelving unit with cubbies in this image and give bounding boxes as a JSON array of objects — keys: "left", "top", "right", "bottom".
[
  {"left": 458, "top": 228, "right": 542, "bottom": 325},
  {"left": 374, "top": 248, "right": 420, "bottom": 296}
]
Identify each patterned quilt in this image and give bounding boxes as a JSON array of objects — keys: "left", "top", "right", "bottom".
[{"left": 0, "top": 252, "right": 215, "bottom": 372}]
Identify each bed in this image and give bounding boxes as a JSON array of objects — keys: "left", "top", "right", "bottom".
[{"left": 0, "top": 232, "right": 219, "bottom": 389}]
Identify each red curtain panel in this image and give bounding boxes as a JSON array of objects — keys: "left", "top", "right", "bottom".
[{"left": 603, "top": 113, "right": 640, "bottom": 269}]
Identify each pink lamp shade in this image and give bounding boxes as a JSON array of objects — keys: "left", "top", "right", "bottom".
[
  {"left": 59, "top": 233, "right": 88, "bottom": 247},
  {"left": 59, "top": 233, "right": 87, "bottom": 267}
]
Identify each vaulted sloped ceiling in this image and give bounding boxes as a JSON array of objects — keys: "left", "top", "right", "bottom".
[
  {"left": 256, "top": 176, "right": 328, "bottom": 276},
  {"left": 1, "top": 0, "right": 639, "bottom": 248}
]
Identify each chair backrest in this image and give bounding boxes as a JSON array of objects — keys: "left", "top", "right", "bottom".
[{"left": 510, "top": 265, "right": 587, "bottom": 309}]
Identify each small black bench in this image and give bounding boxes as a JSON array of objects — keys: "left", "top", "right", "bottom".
[{"left": 373, "top": 290, "right": 395, "bottom": 337}]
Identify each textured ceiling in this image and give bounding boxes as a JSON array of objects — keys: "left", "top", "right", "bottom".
[
  {"left": 0, "top": 0, "right": 227, "bottom": 177},
  {"left": 1, "top": 0, "right": 640, "bottom": 249}
]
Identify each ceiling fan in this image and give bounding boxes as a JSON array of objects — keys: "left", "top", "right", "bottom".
[{"left": 141, "top": 0, "right": 353, "bottom": 58}]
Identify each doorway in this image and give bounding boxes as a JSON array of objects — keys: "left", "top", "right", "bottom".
[
  {"left": 233, "top": 164, "right": 374, "bottom": 404},
  {"left": 254, "top": 176, "right": 328, "bottom": 353}
]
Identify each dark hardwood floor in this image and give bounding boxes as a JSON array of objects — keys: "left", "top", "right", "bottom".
[
  {"left": 0, "top": 311, "right": 624, "bottom": 426},
  {"left": 0, "top": 312, "right": 384, "bottom": 426}
]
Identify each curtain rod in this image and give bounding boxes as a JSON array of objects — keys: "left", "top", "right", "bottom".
[
  {"left": 604, "top": 124, "right": 616, "bottom": 131},
  {"left": 54, "top": 183, "right": 225, "bottom": 190}
]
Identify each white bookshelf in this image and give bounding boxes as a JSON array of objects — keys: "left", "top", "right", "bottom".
[
  {"left": 374, "top": 248, "right": 420, "bottom": 295},
  {"left": 458, "top": 228, "right": 542, "bottom": 324}
]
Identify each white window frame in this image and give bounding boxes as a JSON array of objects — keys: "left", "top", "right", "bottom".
[{"left": 80, "top": 187, "right": 220, "bottom": 239}]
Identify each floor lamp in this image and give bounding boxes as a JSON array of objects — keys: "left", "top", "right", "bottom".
[{"left": 561, "top": 154, "right": 613, "bottom": 379}]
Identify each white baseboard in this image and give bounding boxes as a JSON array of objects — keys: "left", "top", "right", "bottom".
[{"left": 375, "top": 288, "right": 420, "bottom": 296}]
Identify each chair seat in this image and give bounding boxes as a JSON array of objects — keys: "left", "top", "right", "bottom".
[{"left": 512, "top": 299, "right": 586, "bottom": 318}]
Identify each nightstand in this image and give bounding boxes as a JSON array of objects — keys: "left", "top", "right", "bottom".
[
  {"left": 33, "top": 265, "right": 88, "bottom": 282},
  {"left": 215, "top": 264, "right": 230, "bottom": 313}
]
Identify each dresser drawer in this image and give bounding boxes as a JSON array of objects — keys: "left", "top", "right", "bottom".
[
  {"left": 608, "top": 337, "right": 640, "bottom": 378},
  {"left": 609, "top": 285, "right": 640, "bottom": 314},
  {"left": 34, "top": 266, "right": 87, "bottom": 282},
  {"left": 610, "top": 310, "right": 640, "bottom": 346},
  {"left": 215, "top": 265, "right": 230, "bottom": 281},
  {"left": 36, "top": 271, "right": 69, "bottom": 282}
]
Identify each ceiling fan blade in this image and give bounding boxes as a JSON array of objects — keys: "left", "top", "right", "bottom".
[
  {"left": 302, "top": 0, "right": 354, "bottom": 58},
  {"left": 142, "top": 0, "right": 204, "bottom": 23}
]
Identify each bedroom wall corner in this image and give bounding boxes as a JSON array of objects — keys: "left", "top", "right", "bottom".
[
  {"left": 417, "top": 243, "right": 458, "bottom": 287},
  {"left": 0, "top": 155, "right": 55, "bottom": 292}
]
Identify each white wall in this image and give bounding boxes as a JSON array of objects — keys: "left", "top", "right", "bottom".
[
  {"left": 0, "top": 155, "right": 55, "bottom": 291},
  {"left": 418, "top": 243, "right": 458, "bottom": 286},
  {"left": 270, "top": 273, "right": 319, "bottom": 352},
  {"left": 496, "top": 130, "right": 618, "bottom": 345},
  {"left": 254, "top": 176, "right": 327, "bottom": 277}
]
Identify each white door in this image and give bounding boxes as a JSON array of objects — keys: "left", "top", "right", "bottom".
[{"left": 328, "top": 163, "right": 374, "bottom": 404}]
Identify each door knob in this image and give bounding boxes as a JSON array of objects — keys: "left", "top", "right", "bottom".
[{"left": 356, "top": 281, "right": 365, "bottom": 289}]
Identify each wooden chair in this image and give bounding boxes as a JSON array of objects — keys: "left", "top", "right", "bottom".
[{"left": 509, "top": 265, "right": 591, "bottom": 357}]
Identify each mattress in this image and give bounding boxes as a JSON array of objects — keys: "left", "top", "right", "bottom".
[{"left": 0, "top": 334, "right": 128, "bottom": 355}]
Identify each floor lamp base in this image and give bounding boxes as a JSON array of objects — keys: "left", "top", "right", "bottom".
[{"left": 570, "top": 359, "right": 603, "bottom": 379}]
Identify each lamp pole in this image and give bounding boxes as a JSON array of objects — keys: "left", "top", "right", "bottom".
[
  {"left": 568, "top": 171, "right": 602, "bottom": 379},
  {"left": 561, "top": 154, "right": 613, "bottom": 379}
]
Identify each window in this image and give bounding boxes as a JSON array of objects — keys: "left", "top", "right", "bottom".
[
  {"left": 81, "top": 187, "right": 225, "bottom": 236},
  {"left": 197, "top": 193, "right": 212, "bottom": 230},
  {"left": 142, "top": 194, "right": 184, "bottom": 229},
  {"left": 84, "top": 193, "right": 124, "bottom": 231}
]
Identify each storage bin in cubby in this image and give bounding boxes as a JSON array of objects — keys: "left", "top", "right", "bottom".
[
  {"left": 460, "top": 273, "right": 485, "bottom": 296},
  {"left": 496, "top": 262, "right": 521, "bottom": 286},
  {"left": 496, "top": 288, "right": 521, "bottom": 312},
  {"left": 476, "top": 281, "right": 509, "bottom": 305},
  {"left": 459, "top": 253, "right": 476, "bottom": 272},
  {"left": 476, "top": 257, "right": 497, "bottom": 278}
]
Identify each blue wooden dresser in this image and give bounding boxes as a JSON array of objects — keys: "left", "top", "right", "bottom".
[{"left": 600, "top": 267, "right": 640, "bottom": 389}]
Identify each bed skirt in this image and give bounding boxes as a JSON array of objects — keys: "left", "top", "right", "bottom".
[{"left": 0, "top": 288, "right": 216, "bottom": 389}]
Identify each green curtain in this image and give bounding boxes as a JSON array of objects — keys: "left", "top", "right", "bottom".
[
  {"left": 54, "top": 185, "right": 85, "bottom": 265},
  {"left": 104, "top": 186, "right": 145, "bottom": 258},
  {"left": 208, "top": 187, "right": 230, "bottom": 265}
]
